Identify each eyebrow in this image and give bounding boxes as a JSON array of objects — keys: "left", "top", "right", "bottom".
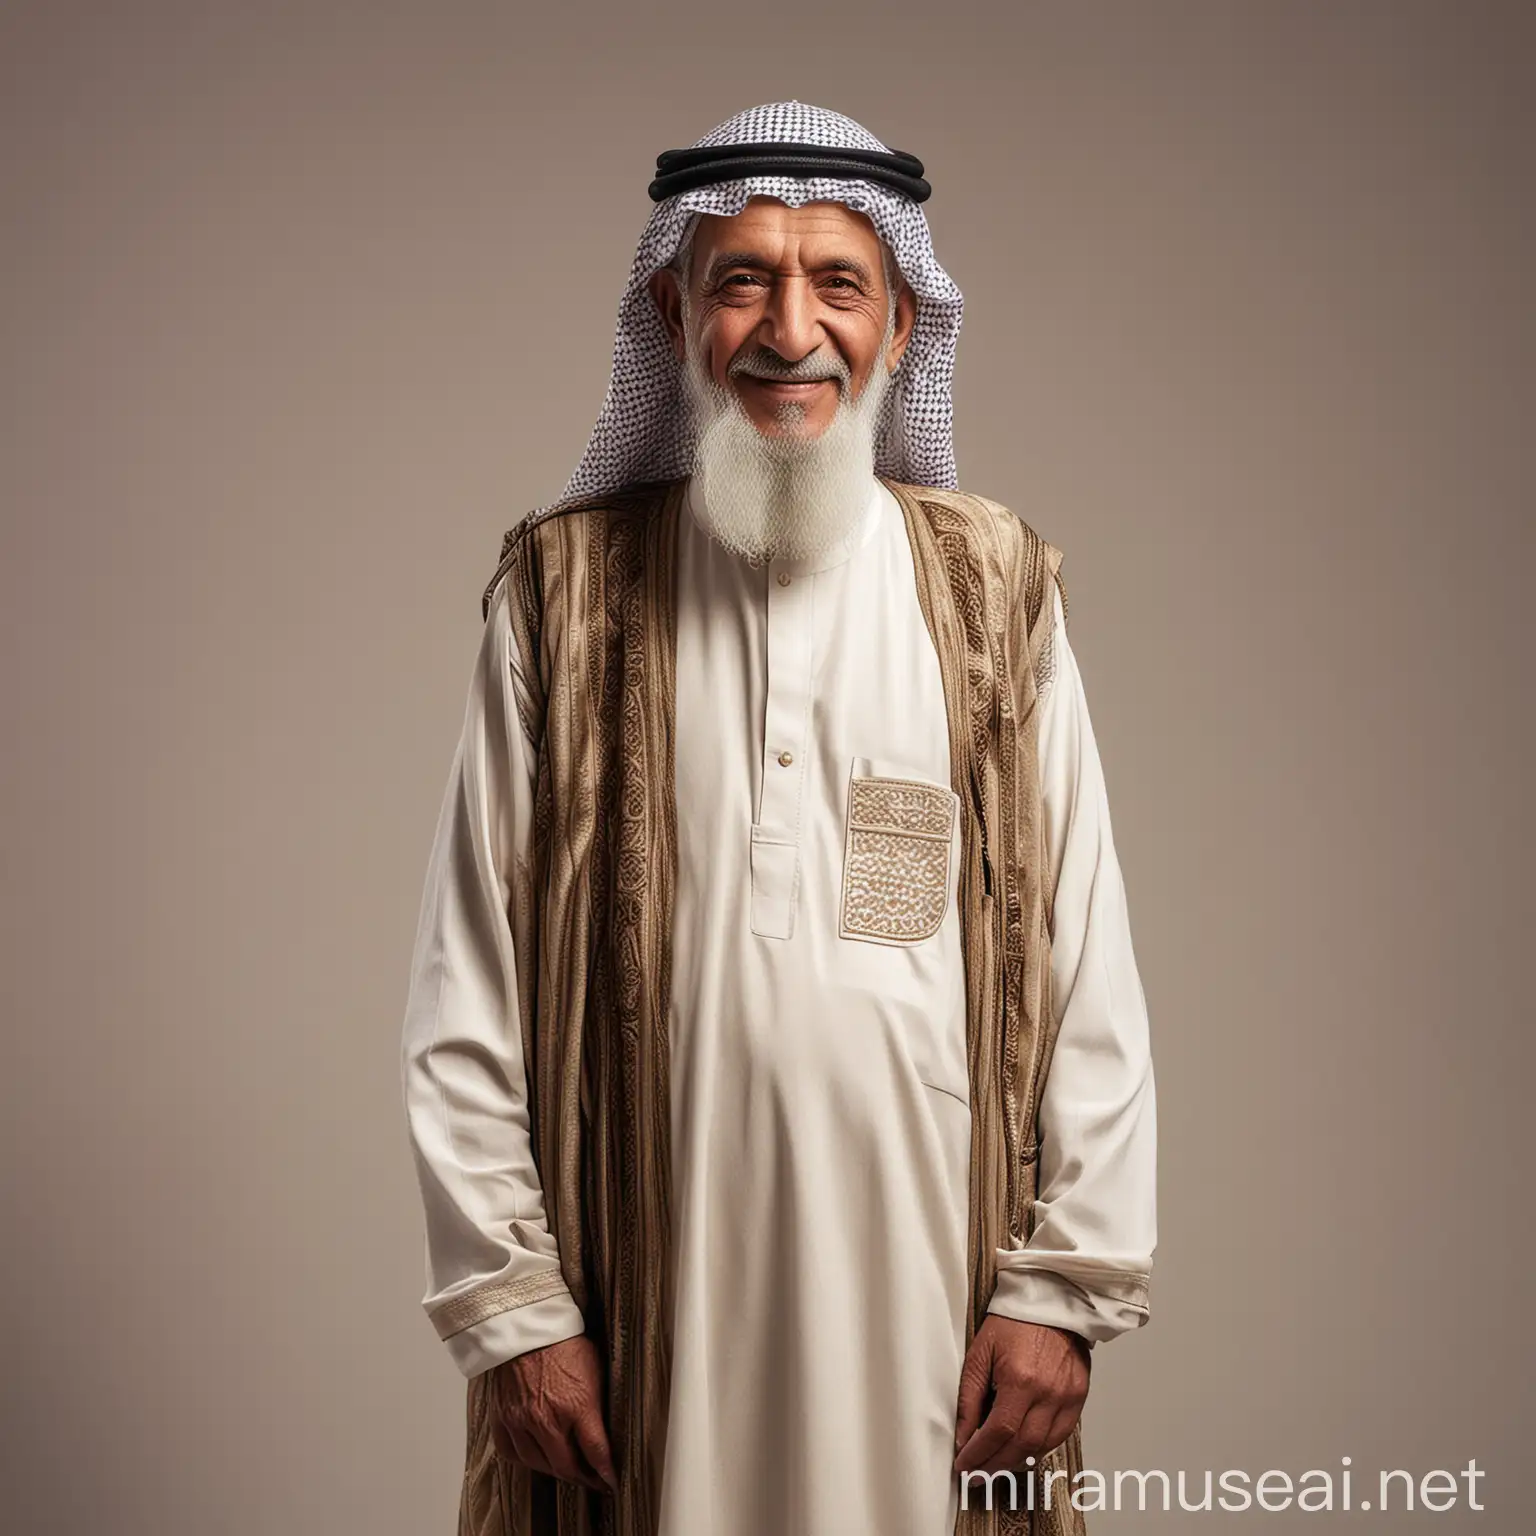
[{"left": 702, "top": 251, "right": 876, "bottom": 286}]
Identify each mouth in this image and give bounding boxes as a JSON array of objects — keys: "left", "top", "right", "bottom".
[{"left": 736, "top": 376, "right": 838, "bottom": 399}]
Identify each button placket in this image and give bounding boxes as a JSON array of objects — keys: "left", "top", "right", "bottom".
[{"left": 750, "top": 559, "right": 814, "bottom": 939}]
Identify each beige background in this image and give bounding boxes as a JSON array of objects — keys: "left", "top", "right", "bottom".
[{"left": 2, "top": 1, "right": 1530, "bottom": 1531}]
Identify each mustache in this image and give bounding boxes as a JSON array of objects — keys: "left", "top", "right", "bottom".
[{"left": 727, "top": 346, "right": 852, "bottom": 388}]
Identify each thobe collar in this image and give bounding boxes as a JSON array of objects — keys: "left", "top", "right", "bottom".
[{"left": 683, "top": 469, "right": 886, "bottom": 577}]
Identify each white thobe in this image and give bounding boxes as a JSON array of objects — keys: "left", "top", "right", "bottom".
[{"left": 401, "top": 473, "right": 1157, "bottom": 1536}]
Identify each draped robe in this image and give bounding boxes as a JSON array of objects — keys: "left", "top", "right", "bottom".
[{"left": 404, "top": 474, "right": 1156, "bottom": 1535}]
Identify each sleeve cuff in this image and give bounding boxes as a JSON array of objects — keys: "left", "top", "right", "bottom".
[
  {"left": 442, "top": 1288, "right": 587, "bottom": 1378},
  {"left": 988, "top": 1261, "right": 1150, "bottom": 1345}
]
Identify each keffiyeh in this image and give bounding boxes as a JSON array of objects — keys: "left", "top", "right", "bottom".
[{"left": 540, "top": 100, "right": 965, "bottom": 514}]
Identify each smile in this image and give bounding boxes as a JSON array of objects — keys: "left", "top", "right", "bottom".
[{"left": 737, "top": 377, "right": 838, "bottom": 396}]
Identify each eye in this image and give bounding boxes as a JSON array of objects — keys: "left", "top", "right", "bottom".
[
  {"left": 723, "top": 274, "right": 763, "bottom": 289},
  {"left": 825, "top": 276, "right": 858, "bottom": 290}
]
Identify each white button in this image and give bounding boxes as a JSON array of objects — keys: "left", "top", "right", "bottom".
[{"left": 778, "top": 750, "right": 794, "bottom": 767}]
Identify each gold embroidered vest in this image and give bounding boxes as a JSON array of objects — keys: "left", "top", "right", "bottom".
[{"left": 460, "top": 476, "right": 1086, "bottom": 1536}]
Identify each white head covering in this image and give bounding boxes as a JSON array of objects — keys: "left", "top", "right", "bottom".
[{"left": 545, "top": 100, "right": 965, "bottom": 513}]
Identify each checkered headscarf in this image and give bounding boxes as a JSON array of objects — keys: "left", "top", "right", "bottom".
[{"left": 543, "top": 100, "right": 965, "bottom": 513}]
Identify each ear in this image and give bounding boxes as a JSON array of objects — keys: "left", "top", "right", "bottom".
[
  {"left": 647, "top": 267, "right": 687, "bottom": 361},
  {"left": 885, "top": 279, "right": 918, "bottom": 373}
]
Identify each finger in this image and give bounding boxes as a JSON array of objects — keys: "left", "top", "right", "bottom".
[
  {"left": 955, "top": 1385, "right": 1033, "bottom": 1472},
  {"left": 563, "top": 1421, "right": 610, "bottom": 1493},
  {"left": 996, "top": 1401, "right": 1059, "bottom": 1472},
  {"left": 507, "top": 1424, "right": 552, "bottom": 1477},
  {"left": 968, "top": 1400, "right": 1053, "bottom": 1476},
  {"left": 1036, "top": 1402, "right": 1083, "bottom": 1461},
  {"left": 572, "top": 1407, "right": 618, "bottom": 1491},
  {"left": 530, "top": 1416, "right": 595, "bottom": 1488},
  {"left": 953, "top": 1345, "right": 991, "bottom": 1452}
]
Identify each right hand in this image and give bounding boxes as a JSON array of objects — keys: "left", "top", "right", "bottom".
[{"left": 487, "top": 1334, "right": 617, "bottom": 1491}]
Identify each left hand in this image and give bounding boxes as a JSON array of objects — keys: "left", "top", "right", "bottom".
[{"left": 953, "top": 1315, "right": 1091, "bottom": 1475}]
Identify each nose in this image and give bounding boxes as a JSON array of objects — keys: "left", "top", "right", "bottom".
[{"left": 756, "top": 275, "right": 823, "bottom": 364}]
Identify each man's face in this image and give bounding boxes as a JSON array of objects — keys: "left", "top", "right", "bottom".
[{"left": 648, "top": 197, "right": 918, "bottom": 439}]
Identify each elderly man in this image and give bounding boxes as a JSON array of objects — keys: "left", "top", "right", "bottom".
[{"left": 400, "top": 101, "right": 1156, "bottom": 1536}]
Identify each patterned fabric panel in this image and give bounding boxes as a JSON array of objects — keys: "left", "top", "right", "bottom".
[
  {"left": 849, "top": 775, "right": 957, "bottom": 839},
  {"left": 840, "top": 775, "right": 955, "bottom": 944}
]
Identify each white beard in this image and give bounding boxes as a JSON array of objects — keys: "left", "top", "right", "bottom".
[{"left": 679, "top": 308, "right": 897, "bottom": 566}]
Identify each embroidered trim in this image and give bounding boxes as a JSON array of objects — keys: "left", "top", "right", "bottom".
[
  {"left": 428, "top": 1266, "right": 571, "bottom": 1341},
  {"left": 849, "top": 776, "right": 956, "bottom": 838},
  {"left": 1034, "top": 567, "right": 1069, "bottom": 705},
  {"left": 839, "top": 775, "right": 955, "bottom": 944}
]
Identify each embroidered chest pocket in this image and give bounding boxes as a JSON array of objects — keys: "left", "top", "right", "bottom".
[{"left": 838, "top": 758, "right": 959, "bottom": 946}]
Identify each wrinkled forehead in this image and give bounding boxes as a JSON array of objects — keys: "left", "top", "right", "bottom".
[{"left": 683, "top": 196, "right": 890, "bottom": 278}]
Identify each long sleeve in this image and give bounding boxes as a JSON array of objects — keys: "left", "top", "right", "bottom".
[
  {"left": 400, "top": 578, "right": 585, "bottom": 1378},
  {"left": 987, "top": 582, "right": 1158, "bottom": 1344}
]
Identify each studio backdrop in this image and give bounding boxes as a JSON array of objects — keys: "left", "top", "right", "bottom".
[{"left": 1, "top": 2, "right": 1529, "bottom": 1531}]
